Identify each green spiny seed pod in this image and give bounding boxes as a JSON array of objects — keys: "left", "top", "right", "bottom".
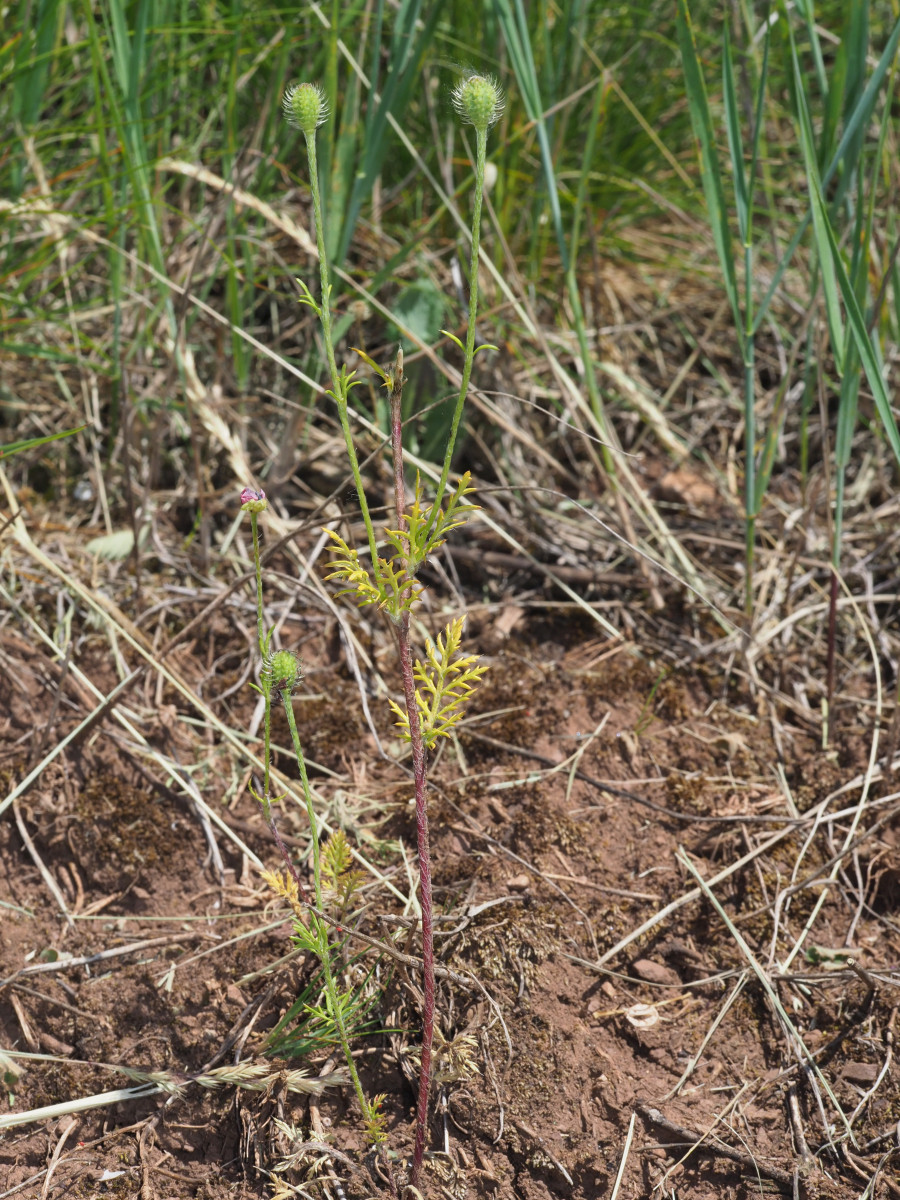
[
  {"left": 267, "top": 649, "right": 302, "bottom": 694},
  {"left": 283, "top": 82, "right": 329, "bottom": 137},
  {"left": 451, "top": 74, "right": 504, "bottom": 132}
]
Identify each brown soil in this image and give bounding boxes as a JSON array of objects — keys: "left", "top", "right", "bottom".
[{"left": 1, "top": 533, "right": 899, "bottom": 1200}]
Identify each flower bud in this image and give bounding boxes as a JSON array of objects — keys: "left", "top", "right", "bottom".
[
  {"left": 451, "top": 74, "right": 504, "bottom": 132},
  {"left": 240, "top": 486, "right": 267, "bottom": 514},
  {"left": 283, "top": 82, "right": 329, "bottom": 137},
  {"left": 267, "top": 649, "right": 301, "bottom": 694}
]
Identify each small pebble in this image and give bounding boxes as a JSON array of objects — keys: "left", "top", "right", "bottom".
[
  {"left": 840, "top": 1061, "right": 879, "bottom": 1085},
  {"left": 632, "top": 958, "right": 680, "bottom": 986}
]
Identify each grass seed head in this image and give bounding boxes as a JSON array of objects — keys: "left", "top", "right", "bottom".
[
  {"left": 452, "top": 73, "right": 504, "bottom": 131},
  {"left": 283, "top": 82, "right": 329, "bottom": 137}
]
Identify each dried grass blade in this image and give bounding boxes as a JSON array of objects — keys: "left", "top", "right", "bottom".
[
  {"left": 677, "top": 847, "right": 854, "bottom": 1145},
  {"left": 0, "top": 470, "right": 403, "bottom": 901}
]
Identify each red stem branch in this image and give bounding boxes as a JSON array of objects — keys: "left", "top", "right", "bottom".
[
  {"left": 388, "top": 358, "right": 435, "bottom": 1189},
  {"left": 400, "top": 608, "right": 435, "bottom": 1188}
]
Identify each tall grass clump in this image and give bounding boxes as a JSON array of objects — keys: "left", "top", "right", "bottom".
[
  {"left": 676, "top": 0, "right": 900, "bottom": 650},
  {"left": 244, "top": 71, "right": 500, "bottom": 1189},
  {"left": 493, "top": 0, "right": 615, "bottom": 470}
]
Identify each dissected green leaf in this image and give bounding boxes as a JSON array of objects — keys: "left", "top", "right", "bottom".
[{"left": 390, "top": 616, "right": 488, "bottom": 748}]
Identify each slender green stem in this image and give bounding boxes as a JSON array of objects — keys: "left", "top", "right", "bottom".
[
  {"left": 262, "top": 695, "right": 272, "bottom": 813},
  {"left": 743, "top": 236, "right": 756, "bottom": 620},
  {"left": 282, "top": 695, "right": 371, "bottom": 1122},
  {"left": 283, "top": 698, "right": 324, "bottom": 902},
  {"left": 251, "top": 512, "right": 265, "bottom": 657},
  {"left": 427, "top": 126, "right": 488, "bottom": 532},
  {"left": 250, "top": 512, "right": 272, "bottom": 808},
  {"left": 304, "top": 131, "right": 379, "bottom": 568},
  {"left": 565, "top": 268, "right": 616, "bottom": 476}
]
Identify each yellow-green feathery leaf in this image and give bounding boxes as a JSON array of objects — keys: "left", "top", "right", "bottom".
[
  {"left": 323, "top": 828, "right": 353, "bottom": 882},
  {"left": 323, "top": 530, "right": 383, "bottom": 607},
  {"left": 351, "top": 345, "right": 390, "bottom": 384},
  {"left": 384, "top": 472, "right": 477, "bottom": 574},
  {"left": 322, "top": 829, "right": 366, "bottom": 917},
  {"left": 390, "top": 616, "right": 487, "bottom": 748},
  {"left": 324, "top": 528, "right": 422, "bottom": 618},
  {"left": 364, "top": 1093, "right": 390, "bottom": 1145}
]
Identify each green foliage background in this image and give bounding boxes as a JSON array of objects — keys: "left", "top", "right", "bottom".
[{"left": 3, "top": 0, "right": 900, "bottom": 606}]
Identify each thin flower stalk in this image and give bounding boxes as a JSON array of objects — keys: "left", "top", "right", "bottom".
[
  {"left": 296, "top": 92, "right": 379, "bottom": 570},
  {"left": 243, "top": 489, "right": 389, "bottom": 1179},
  {"left": 244, "top": 492, "right": 396, "bottom": 1185},
  {"left": 427, "top": 126, "right": 487, "bottom": 533},
  {"left": 428, "top": 75, "right": 503, "bottom": 533},
  {"left": 242, "top": 490, "right": 272, "bottom": 805}
]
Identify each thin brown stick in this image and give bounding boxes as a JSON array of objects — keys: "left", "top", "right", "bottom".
[
  {"left": 636, "top": 1102, "right": 795, "bottom": 1189},
  {"left": 461, "top": 728, "right": 801, "bottom": 824},
  {"left": 11, "top": 799, "right": 73, "bottom": 926}
]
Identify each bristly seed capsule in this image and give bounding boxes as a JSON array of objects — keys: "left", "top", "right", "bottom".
[
  {"left": 283, "top": 82, "right": 329, "bottom": 137},
  {"left": 451, "top": 74, "right": 505, "bottom": 132},
  {"left": 267, "top": 649, "right": 301, "bottom": 694}
]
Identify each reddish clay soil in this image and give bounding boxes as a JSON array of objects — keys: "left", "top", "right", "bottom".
[{"left": 1, "top": 551, "right": 899, "bottom": 1200}]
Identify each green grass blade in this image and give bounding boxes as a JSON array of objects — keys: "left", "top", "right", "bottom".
[
  {"left": 493, "top": 0, "right": 569, "bottom": 272},
  {"left": 790, "top": 32, "right": 845, "bottom": 373},
  {"left": 569, "top": 76, "right": 606, "bottom": 260},
  {"left": 836, "top": 0, "right": 868, "bottom": 179},
  {"left": 100, "top": 0, "right": 176, "bottom": 336},
  {"left": 8, "top": 0, "right": 62, "bottom": 195},
  {"left": 821, "top": 198, "right": 900, "bottom": 469},
  {"left": 745, "top": 13, "right": 770, "bottom": 241},
  {"left": 832, "top": 361, "right": 861, "bottom": 561},
  {"left": 722, "top": 27, "right": 747, "bottom": 244},
  {"left": 0, "top": 426, "right": 86, "bottom": 460},
  {"left": 794, "top": 0, "right": 828, "bottom": 103},
  {"left": 675, "top": 0, "right": 742, "bottom": 346},
  {"left": 754, "top": 11, "right": 900, "bottom": 334},
  {"left": 11, "top": 0, "right": 61, "bottom": 132},
  {"left": 336, "top": 0, "right": 437, "bottom": 267}
]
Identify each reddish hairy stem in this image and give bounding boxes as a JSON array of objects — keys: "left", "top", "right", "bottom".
[
  {"left": 399, "top": 608, "right": 435, "bottom": 1187},
  {"left": 388, "top": 361, "right": 436, "bottom": 1188}
]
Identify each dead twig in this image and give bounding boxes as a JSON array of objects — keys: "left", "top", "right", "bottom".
[
  {"left": 461, "top": 728, "right": 804, "bottom": 825},
  {"left": 11, "top": 798, "right": 73, "bottom": 927},
  {"left": 637, "top": 1102, "right": 794, "bottom": 1190},
  {"left": 847, "top": 1004, "right": 897, "bottom": 1132},
  {"left": 0, "top": 933, "right": 209, "bottom": 989},
  {"left": 39, "top": 1116, "right": 78, "bottom": 1200}
]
